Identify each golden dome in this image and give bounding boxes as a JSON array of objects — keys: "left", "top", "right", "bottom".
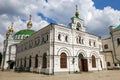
[
  {"left": 75, "top": 11, "right": 79, "bottom": 17},
  {"left": 6, "top": 31, "right": 10, "bottom": 37},
  {"left": 9, "top": 27, "right": 14, "bottom": 33},
  {"left": 8, "top": 22, "right": 14, "bottom": 33},
  {"left": 27, "top": 15, "right": 32, "bottom": 28},
  {"left": 6, "top": 22, "right": 14, "bottom": 37},
  {"left": 27, "top": 21, "right": 32, "bottom": 27}
]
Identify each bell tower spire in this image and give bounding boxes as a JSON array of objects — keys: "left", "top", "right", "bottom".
[
  {"left": 70, "top": 5, "right": 86, "bottom": 32},
  {"left": 75, "top": 5, "right": 79, "bottom": 18}
]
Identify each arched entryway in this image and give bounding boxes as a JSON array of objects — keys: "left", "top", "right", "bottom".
[
  {"left": 42, "top": 53, "right": 47, "bottom": 68},
  {"left": 35, "top": 55, "right": 38, "bottom": 68},
  {"left": 92, "top": 55, "right": 96, "bottom": 68},
  {"left": 60, "top": 53, "right": 67, "bottom": 68},
  {"left": 78, "top": 54, "right": 88, "bottom": 72},
  {"left": 29, "top": 56, "right": 31, "bottom": 68},
  {"left": 7, "top": 60, "right": 15, "bottom": 69}
]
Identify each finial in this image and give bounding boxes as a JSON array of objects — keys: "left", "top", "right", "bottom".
[
  {"left": 27, "top": 14, "right": 32, "bottom": 29},
  {"left": 29, "top": 15, "right": 32, "bottom": 21},
  {"left": 9, "top": 22, "right": 14, "bottom": 33},
  {"left": 11, "top": 22, "right": 14, "bottom": 27},
  {"left": 76, "top": 5, "right": 78, "bottom": 11},
  {"left": 75, "top": 5, "right": 79, "bottom": 18}
]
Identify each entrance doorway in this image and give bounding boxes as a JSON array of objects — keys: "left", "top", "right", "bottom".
[
  {"left": 78, "top": 54, "right": 88, "bottom": 72},
  {"left": 10, "top": 62, "right": 14, "bottom": 69},
  {"left": 7, "top": 60, "right": 15, "bottom": 69}
]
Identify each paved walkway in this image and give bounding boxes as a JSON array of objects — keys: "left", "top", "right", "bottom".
[{"left": 0, "top": 70, "right": 120, "bottom": 80}]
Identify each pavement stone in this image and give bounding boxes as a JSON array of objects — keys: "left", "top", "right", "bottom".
[{"left": 0, "top": 70, "right": 120, "bottom": 80}]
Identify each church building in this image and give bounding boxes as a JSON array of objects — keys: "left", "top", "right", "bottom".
[
  {"left": 1, "top": 15, "right": 35, "bottom": 70},
  {"left": 101, "top": 25, "right": 120, "bottom": 69},
  {"left": 15, "top": 5, "right": 105, "bottom": 74}
]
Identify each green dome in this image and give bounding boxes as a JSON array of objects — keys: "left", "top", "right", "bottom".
[{"left": 14, "top": 29, "right": 35, "bottom": 40}]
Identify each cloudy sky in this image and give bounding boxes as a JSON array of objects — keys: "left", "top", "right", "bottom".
[{"left": 0, "top": 0, "right": 120, "bottom": 52}]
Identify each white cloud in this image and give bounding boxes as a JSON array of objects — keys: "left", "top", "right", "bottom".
[{"left": 0, "top": 0, "right": 120, "bottom": 52}]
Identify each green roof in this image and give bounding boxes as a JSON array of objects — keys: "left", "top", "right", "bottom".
[
  {"left": 14, "top": 29, "right": 35, "bottom": 36},
  {"left": 116, "top": 25, "right": 120, "bottom": 29},
  {"left": 13, "top": 29, "right": 35, "bottom": 40}
]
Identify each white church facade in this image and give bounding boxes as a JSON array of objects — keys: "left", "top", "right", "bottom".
[{"left": 15, "top": 6, "right": 105, "bottom": 74}]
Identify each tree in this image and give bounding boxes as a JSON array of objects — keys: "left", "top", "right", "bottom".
[{"left": 0, "top": 52, "right": 2, "bottom": 66}]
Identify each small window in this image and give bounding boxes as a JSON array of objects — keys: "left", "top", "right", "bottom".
[
  {"left": 117, "top": 38, "right": 120, "bottom": 45},
  {"left": 35, "top": 55, "right": 38, "bottom": 68},
  {"left": 82, "top": 39, "right": 84, "bottom": 44},
  {"left": 26, "top": 35, "right": 29, "bottom": 38},
  {"left": 104, "top": 44, "right": 108, "bottom": 49},
  {"left": 58, "top": 34, "right": 61, "bottom": 41},
  {"left": 24, "top": 57, "right": 26, "bottom": 67},
  {"left": 114, "top": 63, "right": 117, "bottom": 66},
  {"left": 107, "top": 62, "right": 110, "bottom": 66},
  {"left": 47, "top": 35, "right": 48, "bottom": 41},
  {"left": 79, "top": 36, "right": 81, "bottom": 44},
  {"left": 94, "top": 42, "right": 96, "bottom": 47},
  {"left": 89, "top": 41, "right": 91, "bottom": 46},
  {"left": 65, "top": 36, "right": 68, "bottom": 42}
]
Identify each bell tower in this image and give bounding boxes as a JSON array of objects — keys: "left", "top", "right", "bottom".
[{"left": 70, "top": 5, "right": 86, "bottom": 32}]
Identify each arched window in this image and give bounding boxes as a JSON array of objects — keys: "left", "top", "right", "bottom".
[
  {"left": 42, "top": 53, "right": 47, "bottom": 68},
  {"left": 89, "top": 41, "right": 91, "bottom": 46},
  {"left": 29, "top": 56, "right": 31, "bottom": 67},
  {"left": 104, "top": 44, "right": 108, "bottom": 49},
  {"left": 60, "top": 53, "right": 67, "bottom": 68},
  {"left": 47, "top": 35, "right": 48, "bottom": 41},
  {"left": 94, "top": 42, "right": 96, "bottom": 47},
  {"left": 35, "top": 55, "right": 38, "bottom": 68},
  {"left": 92, "top": 55, "right": 96, "bottom": 68},
  {"left": 65, "top": 36, "right": 68, "bottom": 42},
  {"left": 79, "top": 36, "right": 81, "bottom": 44},
  {"left": 76, "top": 22, "right": 81, "bottom": 30},
  {"left": 117, "top": 38, "right": 120, "bottom": 45},
  {"left": 58, "top": 34, "right": 61, "bottom": 41}
]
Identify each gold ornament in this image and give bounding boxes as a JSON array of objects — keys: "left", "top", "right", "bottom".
[
  {"left": 75, "top": 5, "right": 79, "bottom": 17},
  {"left": 27, "top": 15, "right": 32, "bottom": 28}
]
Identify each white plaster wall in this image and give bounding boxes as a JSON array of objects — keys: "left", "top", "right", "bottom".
[
  {"left": 52, "top": 24, "right": 102, "bottom": 72},
  {"left": 15, "top": 24, "right": 102, "bottom": 74}
]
